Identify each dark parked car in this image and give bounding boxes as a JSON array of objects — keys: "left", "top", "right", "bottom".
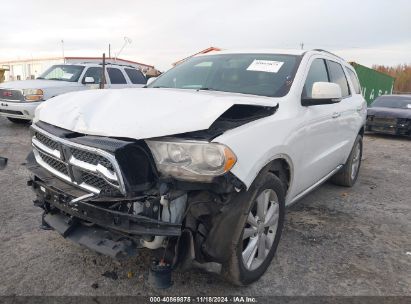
[{"left": 366, "top": 95, "right": 411, "bottom": 136}]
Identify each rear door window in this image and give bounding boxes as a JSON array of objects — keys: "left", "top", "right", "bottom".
[
  {"left": 125, "top": 68, "right": 146, "bottom": 84},
  {"left": 326, "top": 61, "right": 350, "bottom": 97},
  {"left": 107, "top": 68, "right": 127, "bottom": 84},
  {"left": 303, "top": 59, "right": 329, "bottom": 98}
]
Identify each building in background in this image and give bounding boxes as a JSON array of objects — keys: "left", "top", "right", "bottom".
[
  {"left": 350, "top": 62, "right": 395, "bottom": 105},
  {"left": 172, "top": 46, "right": 222, "bottom": 66},
  {"left": 0, "top": 57, "right": 154, "bottom": 82},
  {"left": 0, "top": 66, "right": 9, "bottom": 83}
]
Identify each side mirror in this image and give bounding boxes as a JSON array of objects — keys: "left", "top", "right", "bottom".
[
  {"left": 302, "top": 82, "right": 342, "bottom": 106},
  {"left": 84, "top": 76, "right": 95, "bottom": 84},
  {"left": 146, "top": 77, "right": 157, "bottom": 86}
]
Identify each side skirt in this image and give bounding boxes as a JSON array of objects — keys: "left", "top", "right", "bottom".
[{"left": 286, "top": 164, "right": 343, "bottom": 207}]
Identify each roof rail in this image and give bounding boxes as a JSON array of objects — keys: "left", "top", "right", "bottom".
[
  {"left": 98, "top": 62, "right": 142, "bottom": 69},
  {"left": 77, "top": 61, "right": 141, "bottom": 70},
  {"left": 312, "top": 49, "right": 344, "bottom": 60}
]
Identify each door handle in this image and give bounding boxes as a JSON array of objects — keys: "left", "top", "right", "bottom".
[
  {"left": 356, "top": 106, "right": 362, "bottom": 112},
  {"left": 332, "top": 112, "right": 341, "bottom": 118}
]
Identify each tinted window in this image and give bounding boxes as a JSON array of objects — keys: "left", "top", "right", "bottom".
[
  {"left": 327, "top": 61, "right": 350, "bottom": 97},
  {"left": 107, "top": 68, "right": 127, "bottom": 84},
  {"left": 125, "top": 68, "right": 146, "bottom": 84},
  {"left": 82, "top": 67, "right": 103, "bottom": 84},
  {"left": 371, "top": 96, "right": 411, "bottom": 109},
  {"left": 149, "top": 54, "right": 300, "bottom": 98},
  {"left": 303, "top": 59, "right": 329, "bottom": 98},
  {"left": 346, "top": 68, "right": 361, "bottom": 94}
]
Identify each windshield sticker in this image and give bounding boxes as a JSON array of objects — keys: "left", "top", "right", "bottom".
[
  {"left": 247, "top": 60, "right": 284, "bottom": 73},
  {"left": 407, "top": 104, "right": 411, "bottom": 109},
  {"left": 61, "top": 73, "right": 73, "bottom": 79}
]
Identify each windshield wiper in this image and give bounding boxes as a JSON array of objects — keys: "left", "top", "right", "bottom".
[{"left": 197, "top": 87, "right": 219, "bottom": 92}]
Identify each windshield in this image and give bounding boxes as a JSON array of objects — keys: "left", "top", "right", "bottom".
[
  {"left": 371, "top": 96, "right": 411, "bottom": 109},
  {"left": 37, "top": 65, "right": 85, "bottom": 82},
  {"left": 149, "top": 53, "right": 301, "bottom": 97}
]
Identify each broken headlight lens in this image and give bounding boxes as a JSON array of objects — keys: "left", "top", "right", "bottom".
[{"left": 146, "top": 139, "right": 237, "bottom": 182}]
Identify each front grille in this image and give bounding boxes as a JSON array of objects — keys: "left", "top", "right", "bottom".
[
  {"left": 37, "top": 150, "right": 69, "bottom": 176},
  {"left": 70, "top": 147, "right": 114, "bottom": 171},
  {"left": 374, "top": 117, "right": 397, "bottom": 125},
  {"left": 81, "top": 172, "right": 121, "bottom": 195},
  {"left": 31, "top": 126, "right": 124, "bottom": 196},
  {"left": 0, "top": 109, "right": 23, "bottom": 115},
  {"left": 35, "top": 131, "right": 60, "bottom": 150},
  {"left": 0, "top": 89, "right": 24, "bottom": 101}
]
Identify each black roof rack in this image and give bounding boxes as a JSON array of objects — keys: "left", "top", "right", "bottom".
[
  {"left": 78, "top": 62, "right": 142, "bottom": 70},
  {"left": 98, "top": 62, "right": 141, "bottom": 69}
]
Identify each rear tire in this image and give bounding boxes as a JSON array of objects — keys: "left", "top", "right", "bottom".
[
  {"left": 222, "top": 172, "right": 285, "bottom": 286},
  {"left": 7, "top": 117, "right": 31, "bottom": 124},
  {"left": 331, "top": 135, "right": 363, "bottom": 187}
]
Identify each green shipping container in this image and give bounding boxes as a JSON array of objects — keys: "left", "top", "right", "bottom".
[{"left": 350, "top": 62, "right": 395, "bottom": 105}]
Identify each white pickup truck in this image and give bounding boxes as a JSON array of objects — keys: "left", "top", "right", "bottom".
[{"left": 0, "top": 63, "right": 146, "bottom": 123}]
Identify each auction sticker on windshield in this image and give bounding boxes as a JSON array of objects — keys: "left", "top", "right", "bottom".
[{"left": 247, "top": 59, "right": 284, "bottom": 73}]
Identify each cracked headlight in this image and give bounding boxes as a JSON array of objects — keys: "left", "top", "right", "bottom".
[
  {"left": 22, "top": 89, "right": 44, "bottom": 102},
  {"left": 146, "top": 139, "right": 237, "bottom": 182}
]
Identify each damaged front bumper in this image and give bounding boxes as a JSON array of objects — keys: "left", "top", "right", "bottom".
[
  {"left": 26, "top": 121, "right": 247, "bottom": 265},
  {"left": 28, "top": 159, "right": 182, "bottom": 259},
  {"left": 366, "top": 116, "right": 411, "bottom": 136}
]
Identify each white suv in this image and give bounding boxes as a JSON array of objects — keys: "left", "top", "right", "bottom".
[
  {"left": 27, "top": 49, "right": 366, "bottom": 285},
  {"left": 0, "top": 63, "right": 146, "bottom": 123}
]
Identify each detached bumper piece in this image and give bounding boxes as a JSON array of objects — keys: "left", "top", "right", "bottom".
[{"left": 43, "top": 212, "right": 137, "bottom": 259}]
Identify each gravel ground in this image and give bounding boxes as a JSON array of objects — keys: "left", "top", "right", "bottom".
[{"left": 0, "top": 116, "right": 410, "bottom": 296}]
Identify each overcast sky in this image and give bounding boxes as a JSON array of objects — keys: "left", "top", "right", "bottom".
[{"left": 1, "top": 0, "right": 410, "bottom": 70}]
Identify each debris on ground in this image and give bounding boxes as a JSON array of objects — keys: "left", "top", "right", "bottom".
[{"left": 102, "top": 271, "right": 118, "bottom": 280}]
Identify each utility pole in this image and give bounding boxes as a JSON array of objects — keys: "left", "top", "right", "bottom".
[
  {"left": 61, "top": 40, "right": 65, "bottom": 63},
  {"left": 109, "top": 44, "right": 111, "bottom": 58},
  {"left": 100, "top": 53, "right": 106, "bottom": 89},
  {"left": 300, "top": 42, "right": 304, "bottom": 50}
]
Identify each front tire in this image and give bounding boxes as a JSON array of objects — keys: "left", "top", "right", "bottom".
[
  {"left": 7, "top": 117, "right": 31, "bottom": 124},
  {"left": 223, "top": 172, "right": 285, "bottom": 286},
  {"left": 331, "top": 134, "right": 363, "bottom": 187}
]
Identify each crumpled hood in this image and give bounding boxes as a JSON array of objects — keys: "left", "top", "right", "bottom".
[
  {"left": 34, "top": 88, "right": 278, "bottom": 139},
  {"left": 367, "top": 107, "right": 411, "bottom": 119},
  {"left": 0, "top": 79, "right": 80, "bottom": 90}
]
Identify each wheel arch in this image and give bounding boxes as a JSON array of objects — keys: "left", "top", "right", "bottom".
[
  {"left": 358, "top": 125, "right": 365, "bottom": 137},
  {"left": 258, "top": 155, "right": 293, "bottom": 198}
]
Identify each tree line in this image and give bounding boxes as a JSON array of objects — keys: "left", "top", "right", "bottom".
[{"left": 372, "top": 64, "right": 411, "bottom": 93}]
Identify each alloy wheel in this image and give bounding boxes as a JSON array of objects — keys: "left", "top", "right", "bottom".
[
  {"left": 351, "top": 142, "right": 361, "bottom": 180},
  {"left": 242, "top": 189, "right": 279, "bottom": 270}
]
